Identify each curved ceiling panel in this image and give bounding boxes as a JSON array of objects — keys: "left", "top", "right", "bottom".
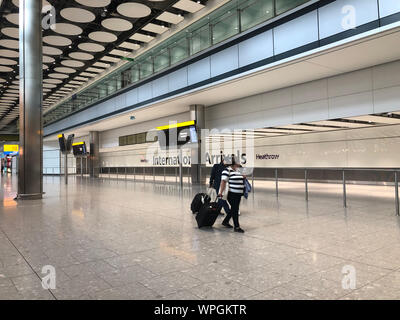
[
  {"left": 61, "top": 60, "right": 85, "bottom": 68},
  {"left": 43, "top": 46, "right": 63, "bottom": 56},
  {"left": 75, "top": 0, "right": 111, "bottom": 7},
  {"left": 101, "top": 18, "right": 133, "bottom": 32},
  {"left": 117, "top": 2, "right": 151, "bottom": 18},
  {"left": 0, "top": 49, "right": 19, "bottom": 58},
  {"left": 69, "top": 52, "right": 94, "bottom": 61},
  {"left": 48, "top": 73, "right": 69, "bottom": 79},
  {"left": 43, "top": 36, "right": 72, "bottom": 47},
  {"left": 78, "top": 42, "right": 105, "bottom": 52},
  {"left": 53, "top": 23, "right": 83, "bottom": 36},
  {"left": 43, "top": 55, "right": 55, "bottom": 63},
  {"left": 0, "top": 39, "right": 19, "bottom": 49},
  {"left": 88, "top": 31, "right": 117, "bottom": 43},
  {"left": 0, "top": 58, "right": 18, "bottom": 66},
  {"left": 61, "top": 8, "right": 96, "bottom": 23},
  {"left": 44, "top": 79, "right": 63, "bottom": 84},
  {"left": 0, "top": 66, "right": 13, "bottom": 73},
  {"left": 54, "top": 67, "right": 76, "bottom": 74},
  {"left": 43, "top": 83, "right": 57, "bottom": 88},
  {"left": 1, "top": 27, "right": 19, "bottom": 39},
  {"left": 5, "top": 13, "right": 19, "bottom": 25}
]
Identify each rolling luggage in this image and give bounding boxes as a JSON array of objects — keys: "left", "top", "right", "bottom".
[
  {"left": 196, "top": 200, "right": 221, "bottom": 228},
  {"left": 191, "top": 193, "right": 211, "bottom": 214}
]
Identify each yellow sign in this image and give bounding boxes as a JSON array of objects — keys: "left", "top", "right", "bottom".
[
  {"left": 156, "top": 120, "right": 196, "bottom": 131},
  {"left": 72, "top": 142, "right": 85, "bottom": 146},
  {"left": 4, "top": 145, "right": 19, "bottom": 152}
]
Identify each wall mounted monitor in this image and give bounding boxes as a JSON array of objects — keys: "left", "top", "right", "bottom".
[
  {"left": 58, "top": 134, "right": 66, "bottom": 152},
  {"left": 156, "top": 121, "right": 198, "bottom": 150},
  {"left": 72, "top": 142, "right": 87, "bottom": 157}
]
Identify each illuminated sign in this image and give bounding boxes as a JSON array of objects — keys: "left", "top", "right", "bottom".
[
  {"left": 156, "top": 120, "right": 196, "bottom": 131},
  {"left": 4, "top": 145, "right": 19, "bottom": 152}
]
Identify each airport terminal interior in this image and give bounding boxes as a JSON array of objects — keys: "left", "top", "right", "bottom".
[{"left": 2, "top": 0, "right": 400, "bottom": 300}]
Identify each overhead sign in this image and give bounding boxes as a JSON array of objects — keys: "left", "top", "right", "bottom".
[
  {"left": 156, "top": 120, "right": 198, "bottom": 150},
  {"left": 4, "top": 145, "right": 19, "bottom": 152},
  {"left": 156, "top": 120, "right": 196, "bottom": 131},
  {"left": 72, "top": 142, "right": 87, "bottom": 157}
]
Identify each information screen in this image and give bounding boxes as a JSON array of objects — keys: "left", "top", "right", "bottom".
[
  {"left": 72, "top": 142, "right": 87, "bottom": 156},
  {"left": 157, "top": 121, "right": 198, "bottom": 150}
]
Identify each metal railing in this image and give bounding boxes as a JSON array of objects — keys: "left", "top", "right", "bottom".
[
  {"left": 259, "top": 167, "right": 400, "bottom": 216},
  {"left": 43, "top": 166, "right": 400, "bottom": 216}
]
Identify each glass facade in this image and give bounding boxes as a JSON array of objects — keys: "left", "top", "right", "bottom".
[
  {"left": 44, "top": 0, "right": 311, "bottom": 125},
  {"left": 119, "top": 131, "right": 157, "bottom": 146}
]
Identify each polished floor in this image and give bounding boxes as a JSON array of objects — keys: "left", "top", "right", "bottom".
[{"left": 1, "top": 173, "right": 400, "bottom": 300}]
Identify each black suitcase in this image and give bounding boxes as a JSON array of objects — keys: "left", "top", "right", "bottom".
[
  {"left": 196, "top": 201, "right": 221, "bottom": 228},
  {"left": 191, "top": 193, "right": 211, "bottom": 214}
]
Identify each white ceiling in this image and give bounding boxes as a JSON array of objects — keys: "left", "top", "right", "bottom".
[{"left": 45, "top": 23, "right": 400, "bottom": 142}]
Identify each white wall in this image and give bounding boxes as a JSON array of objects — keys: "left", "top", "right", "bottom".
[
  {"left": 98, "top": 123, "right": 400, "bottom": 169},
  {"left": 43, "top": 136, "right": 90, "bottom": 174},
  {"left": 205, "top": 60, "right": 400, "bottom": 130}
]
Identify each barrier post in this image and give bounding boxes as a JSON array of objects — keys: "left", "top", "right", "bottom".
[
  {"left": 179, "top": 148, "right": 183, "bottom": 189},
  {"left": 343, "top": 170, "right": 347, "bottom": 208},
  {"left": 164, "top": 167, "right": 166, "bottom": 183},
  {"left": 275, "top": 169, "right": 278, "bottom": 197},
  {"left": 125, "top": 167, "right": 127, "bottom": 181},
  {"left": 134, "top": 167, "right": 136, "bottom": 181},
  {"left": 395, "top": 171, "right": 399, "bottom": 216},
  {"left": 305, "top": 169, "right": 308, "bottom": 201},
  {"left": 153, "top": 167, "right": 155, "bottom": 182},
  {"left": 143, "top": 167, "right": 145, "bottom": 182}
]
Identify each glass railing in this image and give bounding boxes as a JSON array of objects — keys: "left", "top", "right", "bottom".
[{"left": 43, "top": 0, "right": 311, "bottom": 125}]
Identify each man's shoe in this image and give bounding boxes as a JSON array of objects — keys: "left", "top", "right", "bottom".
[
  {"left": 234, "top": 227, "right": 245, "bottom": 233},
  {"left": 222, "top": 222, "right": 233, "bottom": 228}
]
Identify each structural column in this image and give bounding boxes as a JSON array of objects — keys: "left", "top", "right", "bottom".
[
  {"left": 18, "top": 0, "right": 43, "bottom": 200},
  {"left": 89, "top": 131, "right": 99, "bottom": 178},
  {"left": 190, "top": 105, "right": 206, "bottom": 184}
]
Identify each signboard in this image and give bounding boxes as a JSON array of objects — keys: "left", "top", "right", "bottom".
[
  {"left": 3, "top": 145, "right": 19, "bottom": 155},
  {"left": 72, "top": 142, "right": 87, "bottom": 156},
  {"left": 156, "top": 120, "right": 198, "bottom": 150},
  {"left": 58, "top": 134, "right": 66, "bottom": 152}
]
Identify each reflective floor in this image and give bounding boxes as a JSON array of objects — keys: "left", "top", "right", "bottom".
[{"left": 1, "top": 174, "right": 400, "bottom": 300}]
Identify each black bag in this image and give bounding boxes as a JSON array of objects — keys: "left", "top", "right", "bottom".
[
  {"left": 191, "top": 193, "right": 211, "bottom": 214},
  {"left": 196, "top": 200, "right": 221, "bottom": 228}
]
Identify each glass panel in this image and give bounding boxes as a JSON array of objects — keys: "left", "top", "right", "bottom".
[
  {"left": 275, "top": 0, "right": 308, "bottom": 15},
  {"left": 240, "top": 0, "right": 274, "bottom": 31},
  {"left": 212, "top": 10, "right": 239, "bottom": 45},
  {"left": 130, "top": 66, "right": 140, "bottom": 83},
  {"left": 139, "top": 55, "right": 153, "bottom": 79},
  {"left": 136, "top": 132, "right": 146, "bottom": 144},
  {"left": 122, "top": 68, "right": 132, "bottom": 87},
  {"left": 170, "top": 36, "right": 189, "bottom": 64},
  {"left": 127, "top": 134, "right": 136, "bottom": 145},
  {"left": 154, "top": 47, "right": 170, "bottom": 73},
  {"left": 119, "top": 136, "right": 127, "bottom": 146},
  {"left": 190, "top": 23, "right": 210, "bottom": 55}
]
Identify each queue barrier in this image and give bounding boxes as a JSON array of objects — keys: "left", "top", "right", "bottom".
[{"left": 43, "top": 166, "right": 400, "bottom": 216}]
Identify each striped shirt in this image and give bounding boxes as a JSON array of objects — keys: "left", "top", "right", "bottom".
[{"left": 221, "top": 167, "right": 244, "bottom": 194}]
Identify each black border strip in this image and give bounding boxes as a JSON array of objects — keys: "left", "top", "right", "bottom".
[{"left": 44, "top": 5, "right": 400, "bottom": 136}]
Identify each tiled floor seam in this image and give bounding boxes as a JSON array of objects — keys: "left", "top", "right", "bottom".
[{"left": 0, "top": 227, "right": 58, "bottom": 300}]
